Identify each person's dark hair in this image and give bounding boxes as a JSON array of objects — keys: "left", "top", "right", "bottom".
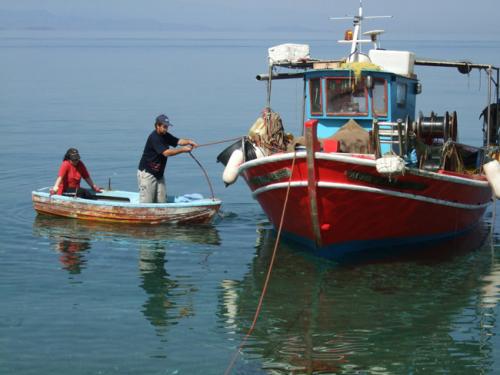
[{"left": 63, "top": 148, "right": 80, "bottom": 162}]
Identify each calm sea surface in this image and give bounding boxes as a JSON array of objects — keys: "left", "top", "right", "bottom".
[{"left": 2, "top": 31, "right": 500, "bottom": 374}]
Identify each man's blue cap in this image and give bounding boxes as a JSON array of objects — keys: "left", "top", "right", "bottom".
[{"left": 155, "top": 114, "right": 173, "bottom": 127}]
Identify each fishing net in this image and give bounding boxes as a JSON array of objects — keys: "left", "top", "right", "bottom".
[
  {"left": 248, "top": 108, "right": 290, "bottom": 154},
  {"left": 441, "top": 141, "right": 464, "bottom": 173},
  {"left": 340, "top": 61, "right": 381, "bottom": 82},
  {"left": 323, "top": 119, "right": 370, "bottom": 154}
]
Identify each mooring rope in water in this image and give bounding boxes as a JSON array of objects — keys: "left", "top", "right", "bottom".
[
  {"left": 188, "top": 151, "right": 216, "bottom": 200},
  {"left": 224, "top": 151, "right": 297, "bottom": 375}
]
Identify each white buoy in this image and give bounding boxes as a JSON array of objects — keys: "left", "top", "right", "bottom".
[
  {"left": 484, "top": 160, "right": 500, "bottom": 198},
  {"left": 375, "top": 155, "right": 405, "bottom": 175},
  {"left": 222, "top": 149, "right": 244, "bottom": 186}
]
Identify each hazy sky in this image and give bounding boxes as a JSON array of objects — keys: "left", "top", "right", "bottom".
[{"left": 0, "top": 0, "right": 499, "bottom": 39}]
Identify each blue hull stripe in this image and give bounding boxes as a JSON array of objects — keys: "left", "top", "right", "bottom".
[{"left": 280, "top": 227, "right": 479, "bottom": 260}]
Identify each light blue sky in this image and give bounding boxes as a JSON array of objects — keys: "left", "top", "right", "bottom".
[{"left": 0, "top": 0, "right": 499, "bottom": 39}]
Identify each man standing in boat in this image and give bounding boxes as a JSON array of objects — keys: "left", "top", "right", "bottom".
[{"left": 138, "top": 114, "right": 198, "bottom": 203}]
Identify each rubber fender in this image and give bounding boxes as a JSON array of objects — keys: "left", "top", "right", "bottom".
[
  {"left": 223, "top": 149, "right": 244, "bottom": 186},
  {"left": 484, "top": 160, "right": 500, "bottom": 198},
  {"left": 216, "top": 138, "right": 244, "bottom": 166}
]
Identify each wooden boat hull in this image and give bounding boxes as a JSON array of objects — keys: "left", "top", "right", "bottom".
[
  {"left": 239, "top": 152, "right": 492, "bottom": 257},
  {"left": 32, "top": 190, "right": 221, "bottom": 225}
]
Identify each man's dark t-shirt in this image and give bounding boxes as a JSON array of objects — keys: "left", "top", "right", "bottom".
[{"left": 138, "top": 131, "right": 179, "bottom": 178}]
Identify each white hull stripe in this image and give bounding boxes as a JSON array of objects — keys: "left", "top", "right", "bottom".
[
  {"left": 240, "top": 152, "right": 489, "bottom": 188},
  {"left": 251, "top": 181, "right": 490, "bottom": 210}
]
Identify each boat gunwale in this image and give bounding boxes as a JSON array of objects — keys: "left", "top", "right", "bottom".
[
  {"left": 32, "top": 190, "right": 221, "bottom": 209},
  {"left": 238, "top": 152, "right": 490, "bottom": 188}
]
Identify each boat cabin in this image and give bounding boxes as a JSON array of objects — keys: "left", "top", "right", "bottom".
[
  {"left": 305, "top": 66, "right": 418, "bottom": 139},
  {"left": 299, "top": 49, "right": 417, "bottom": 156},
  {"left": 254, "top": 18, "right": 499, "bottom": 172}
]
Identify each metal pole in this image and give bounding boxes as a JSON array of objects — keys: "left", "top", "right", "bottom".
[
  {"left": 266, "top": 64, "right": 273, "bottom": 109},
  {"left": 256, "top": 72, "right": 305, "bottom": 81},
  {"left": 302, "top": 77, "right": 306, "bottom": 136},
  {"left": 497, "top": 68, "right": 500, "bottom": 145},
  {"left": 487, "top": 66, "right": 492, "bottom": 146},
  {"left": 304, "top": 120, "right": 322, "bottom": 248}
]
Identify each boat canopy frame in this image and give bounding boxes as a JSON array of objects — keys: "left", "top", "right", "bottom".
[{"left": 257, "top": 58, "right": 500, "bottom": 147}]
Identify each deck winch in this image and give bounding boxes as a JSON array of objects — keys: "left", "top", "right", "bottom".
[
  {"left": 410, "top": 111, "right": 460, "bottom": 171},
  {"left": 371, "top": 110, "right": 470, "bottom": 172},
  {"left": 414, "top": 111, "right": 458, "bottom": 142}
]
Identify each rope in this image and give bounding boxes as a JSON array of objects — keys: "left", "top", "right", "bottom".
[
  {"left": 188, "top": 152, "right": 216, "bottom": 200},
  {"left": 492, "top": 195, "right": 497, "bottom": 241},
  {"left": 196, "top": 136, "right": 285, "bottom": 154},
  {"left": 196, "top": 136, "right": 243, "bottom": 148},
  {"left": 224, "top": 151, "right": 297, "bottom": 375}
]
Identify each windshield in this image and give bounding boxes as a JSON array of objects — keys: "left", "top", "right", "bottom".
[{"left": 326, "top": 78, "right": 368, "bottom": 116}]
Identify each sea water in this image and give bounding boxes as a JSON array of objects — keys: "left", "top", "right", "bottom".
[{"left": 2, "top": 31, "right": 500, "bottom": 374}]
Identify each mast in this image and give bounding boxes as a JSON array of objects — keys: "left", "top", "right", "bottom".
[{"left": 330, "top": 0, "right": 392, "bottom": 62}]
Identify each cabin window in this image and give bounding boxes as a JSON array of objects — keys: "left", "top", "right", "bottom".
[
  {"left": 396, "top": 82, "right": 407, "bottom": 107},
  {"left": 309, "top": 79, "right": 323, "bottom": 115},
  {"left": 326, "top": 77, "right": 368, "bottom": 115},
  {"left": 372, "top": 78, "right": 388, "bottom": 117}
]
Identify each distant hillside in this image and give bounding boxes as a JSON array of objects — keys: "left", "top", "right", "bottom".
[
  {"left": 0, "top": 9, "right": 216, "bottom": 31},
  {"left": 0, "top": 9, "right": 324, "bottom": 33}
]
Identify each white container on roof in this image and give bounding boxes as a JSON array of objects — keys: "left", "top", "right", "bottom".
[
  {"left": 268, "top": 43, "right": 310, "bottom": 64},
  {"left": 368, "top": 49, "right": 416, "bottom": 77}
]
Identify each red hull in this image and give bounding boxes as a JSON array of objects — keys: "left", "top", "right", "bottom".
[{"left": 240, "top": 152, "right": 491, "bottom": 254}]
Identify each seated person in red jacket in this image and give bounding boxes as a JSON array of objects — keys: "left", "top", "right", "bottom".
[{"left": 50, "top": 148, "right": 102, "bottom": 199}]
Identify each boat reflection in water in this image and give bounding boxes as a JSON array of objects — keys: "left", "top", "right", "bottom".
[
  {"left": 136, "top": 236, "right": 218, "bottom": 337},
  {"left": 33, "top": 214, "right": 221, "bottom": 249},
  {"left": 134, "top": 228, "right": 220, "bottom": 337},
  {"left": 221, "top": 223, "right": 500, "bottom": 374},
  {"left": 33, "top": 215, "right": 221, "bottom": 336},
  {"left": 32, "top": 216, "right": 95, "bottom": 274},
  {"left": 33, "top": 215, "right": 220, "bottom": 272}
]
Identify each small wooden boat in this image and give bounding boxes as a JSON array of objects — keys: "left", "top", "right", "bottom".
[{"left": 32, "top": 188, "right": 221, "bottom": 224}]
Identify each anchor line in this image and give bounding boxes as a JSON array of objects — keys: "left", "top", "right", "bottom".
[
  {"left": 224, "top": 151, "right": 297, "bottom": 375},
  {"left": 196, "top": 136, "right": 243, "bottom": 148},
  {"left": 188, "top": 151, "right": 216, "bottom": 201},
  {"left": 197, "top": 135, "right": 288, "bottom": 154}
]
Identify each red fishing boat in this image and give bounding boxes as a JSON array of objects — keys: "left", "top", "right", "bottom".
[{"left": 219, "top": 4, "right": 499, "bottom": 258}]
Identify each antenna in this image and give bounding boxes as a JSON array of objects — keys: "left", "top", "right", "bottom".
[{"left": 330, "top": 1, "right": 392, "bottom": 61}]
